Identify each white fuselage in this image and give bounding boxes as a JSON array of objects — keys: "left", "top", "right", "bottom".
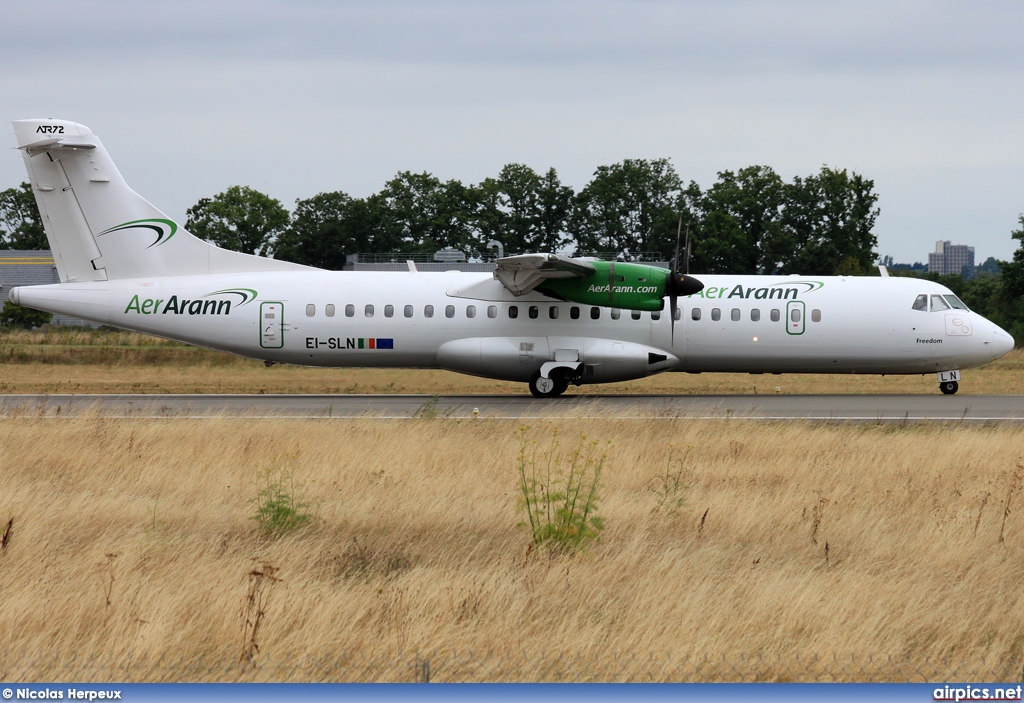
[
  {"left": 10, "top": 118, "right": 1014, "bottom": 393},
  {"left": 12, "top": 270, "right": 1014, "bottom": 382}
]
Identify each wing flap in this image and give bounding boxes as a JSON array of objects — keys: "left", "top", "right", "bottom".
[{"left": 493, "top": 253, "right": 597, "bottom": 296}]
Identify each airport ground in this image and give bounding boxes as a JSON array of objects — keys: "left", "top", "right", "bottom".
[
  {"left": 1, "top": 328, "right": 1023, "bottom": 395},
  {"left": 2, "top": 416, "right": 1024, "bottom": 681},
  {"left": 3, "top": 329, "right": 1024, "bottom": 682}
]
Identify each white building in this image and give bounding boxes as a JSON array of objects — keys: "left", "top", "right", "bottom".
[{"left": 928, "top": 240, "right": 975, "bottom": 276}]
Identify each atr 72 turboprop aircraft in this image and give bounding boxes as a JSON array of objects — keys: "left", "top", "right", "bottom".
[{"left": 7, "top": 119, "right": 1015, "bottom": 396}]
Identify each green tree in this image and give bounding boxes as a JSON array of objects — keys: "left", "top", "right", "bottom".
[
  {"left": 373, "top": 172, "right": 478, "bottom": 253},
  {"left": 0, "top": 301, "right": 52, "bottom": 329},
  {"left": 475, "top": 165, "right": 574, "bottom": 255},
  {"left": 535, "top": 168, "right": 575, "bottom": 254},
  {"left": 977, "top": 256, "right": 1002, "bottom": 276},
  {"left": 777, "top": 167, "right": 880, "bottom": 275},
  {"left": 572, "top": 158, "right": 682, "bottom": 257},
  {"left": 688, "top": 166, "right": 785, "bottom": 274},
  {"left": 1001, "top": 216, "right": 1024, "bottom": 301},
  {"left": 959, "top": 273, "right": 1002, "bottom": 321},
  {"left": 185, "top": 185, "right": 289, "bottom": 256},
  {"left": 271, "top": 192, "right": 399, "bottom": 269},
  {"left": 0, "top": 182, "right": 47, "bottom": 249},
  {"left": 998, "top": 215, "right": 1024, "bottom": 344}
]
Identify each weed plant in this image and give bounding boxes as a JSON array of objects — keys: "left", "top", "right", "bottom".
[
  {"left": 652, "top": 445, "right": 692, "bottom": 516},
  {"left": 251, "top": 457, "right": 313, "bottom": 536},
  {"left": 516, "top": 426, "right": 606, "bottom": 553}
]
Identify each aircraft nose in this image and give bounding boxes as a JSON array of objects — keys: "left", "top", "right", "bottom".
[{"left": 991, "top": 325, "right": 1015, "bottom": 359}]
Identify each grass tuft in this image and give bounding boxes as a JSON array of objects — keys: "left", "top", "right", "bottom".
[
  {"left": 516, "top": 426, "right": 606, "bottom": 553},
  {"left": 251, "top": 457, "right": 313, "bottom": 537}
]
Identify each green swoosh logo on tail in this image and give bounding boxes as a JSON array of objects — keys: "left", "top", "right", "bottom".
[{"left": 97, "top": 219, "right": 178, "bottom": 248}]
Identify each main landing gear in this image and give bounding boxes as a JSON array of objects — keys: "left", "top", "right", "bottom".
[
  {"left": 529, "top": 370, "right": 570, "bottom": 398},
  {"left": 940, "top": 380, "right": 959, "bottom": 395}
]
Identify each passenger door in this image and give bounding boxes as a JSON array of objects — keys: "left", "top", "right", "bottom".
[
  {"left": 786, "top": 300, "right": 805, "bottom": 336},
  {"left": 260, "top": 302, "right": 284, "bottom": 349}
]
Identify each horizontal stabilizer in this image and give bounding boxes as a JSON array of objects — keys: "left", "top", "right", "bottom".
[{"left": 19, "top": 138, "right": 97, "bottom": 157}]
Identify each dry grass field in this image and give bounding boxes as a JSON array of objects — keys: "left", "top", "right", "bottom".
[
  {"left": 1, "top": 328, "right": 1023, "bottom": 395},
  {"left": 2, "top": 415, "right": 1024, "bottom": 681}
]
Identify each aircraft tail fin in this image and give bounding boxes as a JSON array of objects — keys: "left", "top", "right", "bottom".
[{"left": 12, "top": 119, "right": 311, "bottom": 282}]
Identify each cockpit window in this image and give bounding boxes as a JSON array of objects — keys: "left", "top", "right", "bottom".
[
  {"left": 943, "top": 294, "right": 970, "bottom": 311},
  {"left": 912, "top": 294, "right": 928, "bottom": 311},
  {"left": 930, "top": 294, "right": 950, "bottom": 311}
]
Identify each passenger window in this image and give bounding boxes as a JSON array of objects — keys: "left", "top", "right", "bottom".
[
  {"left": 364, "top": 304, "right": 374, "bottom": 317},
  {"left": 631, "top": 310, "right": 642, "bottom": 321},
  {"left": 549, "top": 306, "right": 559, "bottom": 320},
  {"left": 445, "top": 305, "right": 455, "bottom": 318},
  {"left": 404, "top": 305, "right": 413, "bottom": 318},
  {"left": 384, "top": 304, "right": 394, "bottom": 318},
  {"left": 487, "top": 305, "right": 497, "bottom": 318},
  {"left": 509, "top": 305, "right": 519, "bottom": 319},
  {"left": 651, "top": 311, "right": 661, "bottom": 321},
  {"left": 930, "top": 295, "right": 950, "bottom": 311},
  {"left": 529, "top": 306, "right": 539, "bottom": 319},
  {"left": 591, "top": 307, "right": 600, "bottom": 320},
  {"left": 770, "top": 309, "right": 780, "bottom": 322},
  {"left": 751, "top": 309, "right": 760, "bottom": 322},
  {"left": 306, "top": 303, "right": 315, "bottom": 317},
  {"left": 611, "top": 309, "right": 621, "bottom": 320},
  {"left": 424, "top": 305, "right": 434, "bottom": 318},
  {"left": 811, "top": 309, "right": 821, "bottom": 322},
  {"left": 912, "top": 294, "right": 928, "bottom": 311},
  {"left": 731, "top": 308, "right": 740, "bottom": 321},
  {"left": 466, "top": 305, "right": 476, "bottom": 319},
  {"left": 791, "top": 308, "right": 801, "bottom": 322},
  {"left": 711, "top": 308, "right": 721, "bottom": 321},
  {"left": 570, "top": 307, "right": 580, "bottom": 320},
  {"left": 673, "top": 307, "right": 681, "bottom": 321},
  {"left": 325, "top": 304, "right": 335, "bottom": 318},
  {"left": 692, "top": 308, "right": 701, "bottom": 321},
  {"left": 345, "top": 304, "right": 355, "bottom": 317}
]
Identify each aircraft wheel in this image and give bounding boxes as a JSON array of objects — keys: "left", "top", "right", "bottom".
[
  {"left": 529, "top": 372, "right": 561, "bottom": 398},
  {"left": 553, "top": 377, "right": 570, "bottom": 396},
  {"left": 940, "top": 380, "right": 959, "bottom": 395}
]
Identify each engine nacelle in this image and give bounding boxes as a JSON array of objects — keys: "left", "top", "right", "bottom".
[
  {"left": 537, "top": 262, "right": 669, "bottom": 311},
  {"left": 437, "top": 335, "right": 678, "bottom": 384}
]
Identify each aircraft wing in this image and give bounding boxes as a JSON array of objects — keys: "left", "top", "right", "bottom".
[{"left": 493, "top": 253, "right": 597, "bottom": 296}]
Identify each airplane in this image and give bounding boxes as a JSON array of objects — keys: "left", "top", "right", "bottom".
[{"left": 6, "top": 119, "right": 1015, "bottom": 397}]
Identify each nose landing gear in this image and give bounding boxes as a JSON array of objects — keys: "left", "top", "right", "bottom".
[{"left": 937, "top": 370, "right": 960, "bottom": 395}]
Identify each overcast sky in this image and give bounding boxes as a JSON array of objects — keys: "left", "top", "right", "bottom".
[{"left": 2, "top": 0, "right": 1022, "bottom": 264}]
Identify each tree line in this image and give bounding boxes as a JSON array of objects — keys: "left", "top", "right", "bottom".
[
  {"left": 184, "top": 160, "right": 881, "bottom": 276},
  {"left": 0, "top": 160, "right": 879, "bottom": 273},
  {"left": 1, "top": 159, "right": 1022, "bottom": 343}
]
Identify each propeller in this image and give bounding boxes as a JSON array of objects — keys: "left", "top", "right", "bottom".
[{"left": 667, "top": 215, "right": 704, "bottom": 345}]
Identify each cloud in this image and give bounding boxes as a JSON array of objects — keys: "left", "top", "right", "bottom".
[{"left": 2, "top": 1, "right": 1022, "bottom": 261}]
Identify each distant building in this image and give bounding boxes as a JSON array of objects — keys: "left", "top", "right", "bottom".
[
  {"left": 0, "top": 250, "right": 94, "bottom": 326},
  {"left": 928, "top": 240, "right": 975, "bottom": 276}
]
